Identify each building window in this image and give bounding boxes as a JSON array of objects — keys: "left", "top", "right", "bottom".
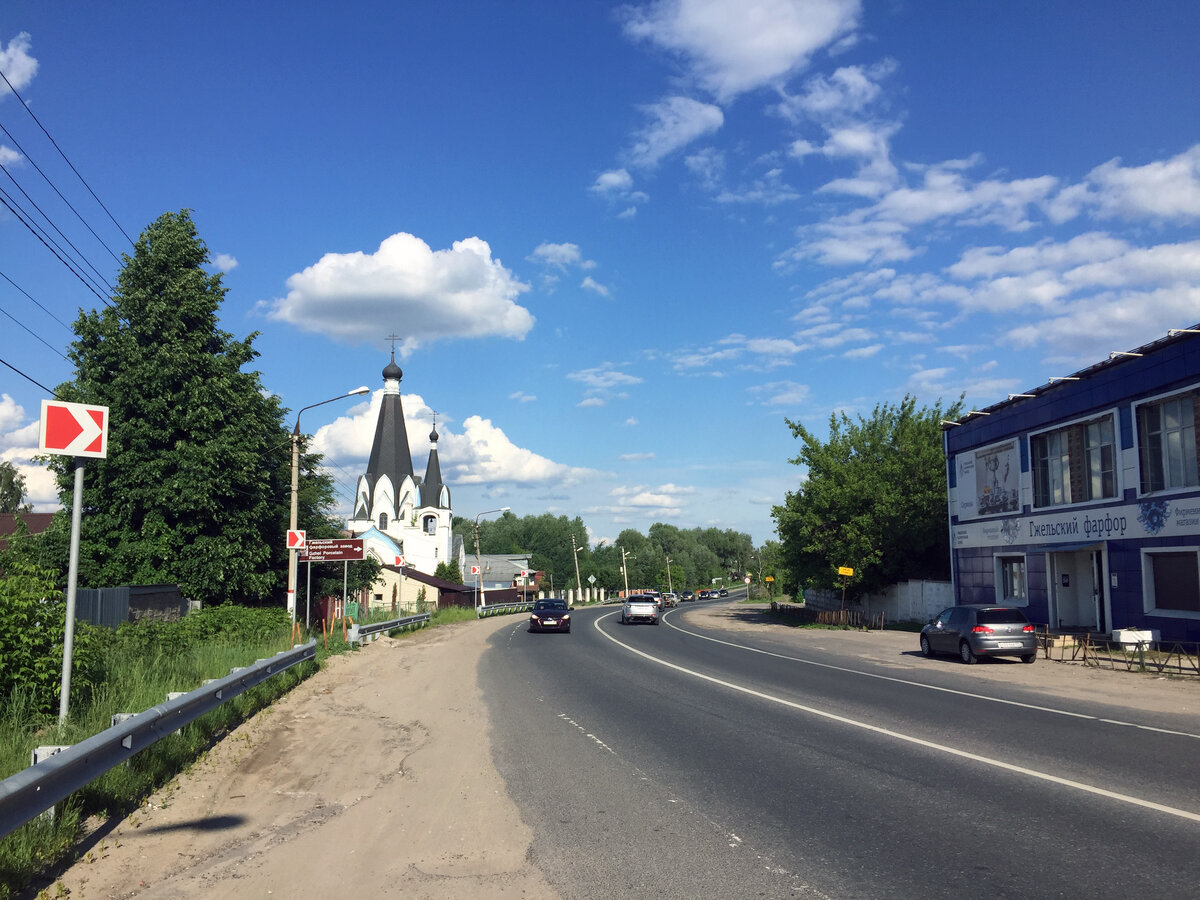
[
  {"left": 424, "top": 515, "right": 437, "bottom": 534},
  {"left": 1142, "top": 549, "right": 1200, "bottom": 614},
  {"left": 1138, "top": 393, "right": 1199, "bottom": 493},
  {"left": 1031, "top": 413, "right": 1118, "bottom": 508},
  {"left": 378, "top": 513, "right": 388, "bottom": 531},
  {"left": 995, "top": 555, "right": 1027, "bottom": 605}
]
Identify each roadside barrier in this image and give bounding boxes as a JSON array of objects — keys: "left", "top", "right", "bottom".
[
  {"left": 769, "top": 602, "right": 886, "bottom": 630},
  {"left": 1036, "top": 629, "right": 1200, "bottom": 677},
  {"left": 0, "top": 641, "right": 317, "bottom": 841},
  {"left": 477, "top": 602, "right": 534, "bottom": 618},
  {"left": 348, "top": 613, "right": 430, "bottom": 644}
]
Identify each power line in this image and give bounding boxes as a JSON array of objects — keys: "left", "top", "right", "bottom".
[
  {"left": 0, "top": 302, "right": 70, "bottom": 360},
  {"left": 0, "top": 187, "right": 112, "bottom": 307},
  {"left": 0, "top": 163, "right": 114, "bottom": 297},
  {"left": 0, "top": 268, "right": 74, "bottom": 331},
  {"left": 0, "top": 65, "right": 134, "bottom": 248},
  {"left": 0, "top": 354, "right": 57, "bottom": 396}
]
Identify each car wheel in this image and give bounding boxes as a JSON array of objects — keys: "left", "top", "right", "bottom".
[
  {"left": 920, "top": 635, "right": 934, "bottom": 658},
  {"left": 1021, "top": 653, "right": 1036, "bottom": 664},
  {"left": 565, "top": 625, "right": 571, "bottom": 633},
  {"left": 959, "top": 640, "right": 978, "bottom": 665},
  {"left": 619, "top": 614, "right": 625, "bottom": 624}
]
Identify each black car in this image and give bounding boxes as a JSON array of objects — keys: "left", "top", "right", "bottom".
[
  {"left": 920, "top": 605, "right": 1038, "bottom": 664},
  {"left": 718, "top": 588, "right": 729, "bottom": 597},
  {"left": 680, "top": 591, "right": 695, "bottom": 601},
  {"left": 529, "top": 598, "right": 571, "bottom": 633}
]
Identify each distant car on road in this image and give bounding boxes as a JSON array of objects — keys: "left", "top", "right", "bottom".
[
  {"left": 718, "top": 588, "right": 728, "bottom": 597},
  {"left": 680, "top": 591, "right": 695, "bottom": 602},
  {"left": 920, "top": 605, "right": 1037, "bottom": 664},
  {"left": 528, "top": 598, "right": 572, "bottom": 633},
  {"left": 620, "top": 594, "right": 661, "bottom": 625},
  {"left": 662, "top": 592, "right": 679, "bottom": 607}
]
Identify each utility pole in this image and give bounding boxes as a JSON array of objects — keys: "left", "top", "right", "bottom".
[{"left": 571, "top": 533, "right": 583, "bottom": 605}]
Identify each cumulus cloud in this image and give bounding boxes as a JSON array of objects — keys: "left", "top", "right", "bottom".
[
  {"left": 591, "top": 169, "right": 634, "bottom": 195},
  {"left": 748, "top": 380, "right": 810, "bottom": 406},
  {"left": 212, "top": 253, "right": 238, "bottom": 273},
  {"left": 581, "top": 276, "right": 611, "bottom": 297},
  {"left": 1047, "top": 144, "right": 1200, "bottom": 223},
  {"left": 609, "top": 482, "right": 695, "bottom": 515},
  {"left": 265, "top": 232, "right": 533, "bottom": 352},
  {"left": 0, "top": 394, "right": 59, "bottom": 510},
  {"left": 528, "top": 242, "right": 595, "bottom": 270},
  {"left": 628, "top": 96, "right": 724, "bottom": 169},
  {"left": 621, "top": 0, "right": 862, "bottom": 103},
  {"left": 312, "top": 391, "right": 593, "bottom": 491},
  {"left": 0, "top": 33, "right": 38, "bottom": 99}
]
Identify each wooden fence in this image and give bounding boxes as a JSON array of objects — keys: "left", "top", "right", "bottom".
[{"left": 770, "top": 602, "right": 886, "bottom": 630}]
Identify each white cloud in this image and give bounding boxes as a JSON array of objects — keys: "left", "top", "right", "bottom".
[
  {"left": 748, "top": 380, "right": 810, "bottom": 406},
  {"left": 0, "top": 33, "right": 38, "bottom": 98},
  {"left": 1049, "top": 144, "right": 1200, "bottom": 223},
  {"left": 621, "top": 0, "right": 862, "bottom": 103},
  {"left": 610, "top": 482, "right": 695, "bottom": 515},
  {"left": 265, "top": 232, "right": 533, "bottom": 352},
  {"left": 567, "top": 365, "right": 643, "bottom": 391},
  {"left": 528, "top": 242, "right": 591, "bottom": 270},
  {"left": 628, "top": 96, "right": 724, "bottom": 168},
  {"left": 591, "top": 169, "right": 634, "bottom": 194},
  {"left": 313, "top": 392, "right": 593, "bottom": 490},
  {"left": 0, "top": 146, "right": 20, "bottom": 166},
  {"left": 509, "top": 391, "right": 537, "bottom": 403},
  {"left": 620, "top": 452, "right": 656, "bottom": 461},
  {"left": 685, "top": 147, "right": 725, "bottom": 190},
  {"left": 212, "top": 253, "right": 238, "bottom": 272},
  {"left": 0, "top": 394, "right": 59, "bottom": 511},
  {"left": 581, "top": 276, "right": 611, "bottom": 297},
  {"left": 842, "top": 343, "right": 882, "bottom": 359}
]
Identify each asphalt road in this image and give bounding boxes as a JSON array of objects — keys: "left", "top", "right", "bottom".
[{"left": 480, "top": 598, "right": 1200, "bottom": 899}]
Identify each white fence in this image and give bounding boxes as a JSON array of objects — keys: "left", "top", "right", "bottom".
[{"left": 804, "top": 580, "right": 951, "bottom": 624}]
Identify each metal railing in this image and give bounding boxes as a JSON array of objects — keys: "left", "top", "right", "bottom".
[
  {"left": 1036, "top": 629, "right": 1200, "bottom": 677},
  {"left": 0, "top": 641, "right": 317, "bottom": 841},
  {"left": 477, "top": 602, "right": 534, "bottom": 618},
  {"left": 348, "top": 613, "right": 430, "bottom": 644}
]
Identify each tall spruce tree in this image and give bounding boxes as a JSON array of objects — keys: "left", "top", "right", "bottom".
[{"left": 50, "top": 210, "right": 317, "bottom": 605}]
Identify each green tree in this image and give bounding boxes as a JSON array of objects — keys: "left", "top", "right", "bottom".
[
  {"left": 0, "top": 460, "right": 31, "bottom": 513},
  {"left": 772, "top": 394, "right": 964, "bottom": 599},
  {"left": 434, "top": 559, "right": 464, "bottom": 584},
  {"left": 49, "top": 210, "right": 309, "bottom": 605}
]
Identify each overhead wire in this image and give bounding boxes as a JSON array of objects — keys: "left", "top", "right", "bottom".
[
  {"left": 0, "top": 268, "right": 74, "bottom": 331},
  {"left": 0, "top": 354, "right": 57, "bottom": 396},
  {"left": 0, "top": 65, "right": 133, "bottom": 250},
  {"left": 0, "top": 303, "right": 69, "bottom": 359}
]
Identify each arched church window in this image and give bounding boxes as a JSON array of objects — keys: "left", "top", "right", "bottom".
[
  {"left": 379, "top": 513, "right": 388, "bottom": 531},
  {"left": 423, "top": 515, "right": 437, "bottom": 534}
]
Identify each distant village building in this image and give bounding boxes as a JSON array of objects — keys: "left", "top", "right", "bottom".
[{"left": 345, "top": 354, "right": 467, "bottom": 611}]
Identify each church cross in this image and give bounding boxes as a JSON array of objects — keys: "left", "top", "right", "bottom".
[{"left": 386, "top": 332, "right": 402, "bottom": 354}]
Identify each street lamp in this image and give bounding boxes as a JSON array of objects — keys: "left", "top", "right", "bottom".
[
  {"left": 570, "top": 533, "right": 583, "bottom": 604},
  {"left": 620, "top": 546, "right": 635, "bottom": 597},
  {"left": 473, "top": 507, "right": 510, "bottom": 608},
  {"left": 289, "top": 386, "right": 371, "bottom": 627}
]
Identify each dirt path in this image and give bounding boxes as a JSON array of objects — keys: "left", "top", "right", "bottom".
[{"left": 43, "top": 616, "right": 560, "bottom": 900}]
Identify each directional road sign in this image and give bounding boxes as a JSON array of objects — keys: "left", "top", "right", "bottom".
[
  {"left": 39, "top": 399, "right": 109, "bottom": 458},
  {"left": 287, "top": 530, "right": 306, "bottom": 549},
  {"left": 299, "top": 538, "right": 364, "bottom": 562}
]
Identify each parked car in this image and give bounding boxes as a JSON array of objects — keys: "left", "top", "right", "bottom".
[
  {"left": 920, "top": 605, "right": 1037, "bottom": 664},
  {"left": 620, "top": 594, "right": 661, "bottom": 625},
  {"left": 529, "top": 598, "right": 572, "bottom": 633}
]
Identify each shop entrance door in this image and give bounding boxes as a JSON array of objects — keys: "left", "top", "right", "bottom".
[{"left": 1049, "top": 545, "right": 1106, "bottom": 632}]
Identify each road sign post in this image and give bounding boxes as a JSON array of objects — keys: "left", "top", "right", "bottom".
[{"left": 39, "top": 400, "right": 109, "bottom": 725}]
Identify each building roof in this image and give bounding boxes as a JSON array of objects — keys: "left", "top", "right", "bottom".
[
  {"left": 420, "top": 425, "right": 447, "bottom": 509},
  {"left": 942, "top": 322, "right": 1200, "bottom": 431},
  {"left": 362, "top": 352, "right": 416, "bottom": 506},
  {"left": 0, "top": 512, "right": 55, "bottom": 549}
]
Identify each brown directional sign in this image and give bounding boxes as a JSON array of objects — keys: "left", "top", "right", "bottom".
[{"left": 299, "top": 538, "right": 364, "bottom": 562}]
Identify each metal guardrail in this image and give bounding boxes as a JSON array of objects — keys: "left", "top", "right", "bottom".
[
  {"left": 477, "top": 601, "right": 534, "bottom": 618},
  {"left": 348, "top": 613, "right": 430, "bottom": 644},
  {"left": 0, "top": 641, "right": 317, "bottom": 841}
]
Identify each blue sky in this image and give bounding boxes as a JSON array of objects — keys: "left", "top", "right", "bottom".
[{"left": 3, "top": 1, "right": 1200, "bottom": 547}]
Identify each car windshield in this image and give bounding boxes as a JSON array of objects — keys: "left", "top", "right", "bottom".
[
  {"left": 534, "top": 600, "right": 567, "bottom": 611},
  {"left": 976, "top": 607, "right": 1029, "bottom": 625}
]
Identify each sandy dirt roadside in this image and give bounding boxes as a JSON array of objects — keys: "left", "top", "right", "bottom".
[
  {"left": 38, "top": 615, "right": 560, "bottom": 900},
  {"left": 36, "top": 602, "right": 1200, "bottom": 898}
]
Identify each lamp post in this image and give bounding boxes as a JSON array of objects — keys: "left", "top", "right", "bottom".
[
  {"left": 570, "top": 533, "right": 583, "bottom": 604},
  {"left": 473, "top": 507, "right": 510, "bottom": 608},
  {"left": 289, "top": 386, "right": 371, "bottom": 627},
  {"left": 620, "top": 546, "right": 634, "bottom": 597}
]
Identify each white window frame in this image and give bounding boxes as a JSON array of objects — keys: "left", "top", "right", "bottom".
[
  {"left": 1028, "top": 408, "right": 1121, "bottom": 510},
  {"left": 1133, "top": 384, "right": 1200, "bottom": 498},
  {"left": 1140, "top": 546, "right": 1200, "bottom": 619},
  {"left": 994, "top": 553, "right": 1029, "bottom": 606}
]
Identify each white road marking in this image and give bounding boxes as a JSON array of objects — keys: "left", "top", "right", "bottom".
[
  {"left": 593, "top": 612, "right": 1200, "bottom": 824},
  {"left": 660, "top": 610, "right": 1200, "bottom": 739}
]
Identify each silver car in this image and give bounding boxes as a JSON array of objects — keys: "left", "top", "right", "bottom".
[{"left": 920, "top": 605, "right": 1038, "bottom": 664}]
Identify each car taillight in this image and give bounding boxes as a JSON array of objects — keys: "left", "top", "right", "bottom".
[
  {"left": 971, "top": 625, "right": 993, "bottom": 634},
  {"left": 1022, "top": 624, "right": 1034, "bottom": 633}
]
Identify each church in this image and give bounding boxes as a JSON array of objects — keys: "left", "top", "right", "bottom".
[{"left": 345, "top": 353, "right": 468, "bottom": 608}]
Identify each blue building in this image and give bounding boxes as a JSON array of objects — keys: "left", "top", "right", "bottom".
[{"left": 944, "top": 326, "right": 1200, "bottom": 642}]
